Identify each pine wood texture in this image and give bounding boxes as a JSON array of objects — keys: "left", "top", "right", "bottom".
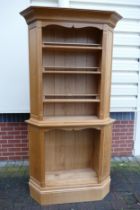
[
  {"left": 21, "top": 6, "right": 122, "bottom": 205},
  {"left": 29, "top": 177, "right": 110, "bottom": 205},
  {"left": 20, "top": 6, "right": 122, "bottom": 27}
]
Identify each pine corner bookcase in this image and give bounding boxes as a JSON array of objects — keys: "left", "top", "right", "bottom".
[{"left": 21, "top": 6, "right": 122, "bottom": 205}]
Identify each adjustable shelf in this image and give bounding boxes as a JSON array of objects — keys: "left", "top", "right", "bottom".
[
  {"left": 43, "top": 42, "right": 101, "bottom": 47},
  {"left": 43, "top": 99, "right": 100, "bottom": 103},
  {"left": 43, "top": 94, "right": 100, "bottom": 103},
  {"left": 21, "top": 6, "right": 122, "bottom": 205},
  {"left": 43, "top": 66, "right": 101, "bottom": 74},
  {"left": 44, "top": 93, "right": 99, "bottom": 97},
  {"left": 42, "top": 42, "right": 102, "bottom": 51}
]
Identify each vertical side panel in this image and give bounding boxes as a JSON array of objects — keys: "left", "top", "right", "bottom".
[
  {"left": 29, "top": 24, "right": 43, "bottom": 120},
  {"left": 100, "top": 27, "right": 113, "bottom": 119},
  {"left": 28, "top": 125, "right": 45, "bottom": 187},
  {"left": 98, "top": 124, "right": 112, "bottom": 182},
  {"left": 92, "top": 131, "right": 100, "bottom": 177}
]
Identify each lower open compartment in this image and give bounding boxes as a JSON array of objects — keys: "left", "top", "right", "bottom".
[
  {"left": 28, "top": 123, "right": 112, "bottom": 205},
  {"left": 45, "top": 128, "right": 100, "bottom": 189}
]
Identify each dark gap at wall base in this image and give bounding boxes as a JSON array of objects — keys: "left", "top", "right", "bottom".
[
  {"left": 0, "top": 112, "right": 135, "bottom": 122},
  {"left": 110, "top": 112, "right": 134, "bottom": 121},
  {"left": 0, "top": 113, "right": 30, "bottom": 122}
]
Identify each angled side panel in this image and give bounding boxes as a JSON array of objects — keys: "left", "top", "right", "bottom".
[
  {"left": 28, "top": 125, "right": 45, "bottom": 187},
  {"left": 98, "top": 124, "right": 112, "bottom": 182},
  {"left": 100, "top": 27, "right": 113, "bottom": 118},
  {"left": 29, "top": 24, "right": 43, "bottom": 120}
]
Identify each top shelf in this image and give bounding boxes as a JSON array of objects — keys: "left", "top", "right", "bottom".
[{"left": 42, "top": 42, "right": 102, "bottom": 51}]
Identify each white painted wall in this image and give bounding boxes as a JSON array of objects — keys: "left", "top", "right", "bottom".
[
  {"left": 58, "top": 0, "right": 69, "bottom": 7},
  {"left": 30, "top": 0, "right": 58, "bottom": 6},
  {"left": 0, "top": 0, "right": 30, "bottom": 113},
  {"left": 134, "top": 50, "right": 140, "bottom": 156}
]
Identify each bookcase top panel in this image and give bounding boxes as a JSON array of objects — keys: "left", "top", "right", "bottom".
[{"left": 20, "top": 6, "right": 122, "bottom": 28}]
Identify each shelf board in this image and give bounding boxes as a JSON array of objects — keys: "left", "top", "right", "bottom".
[
  {"left": 43, "top": 42, "right": 101, "bottom": 46},
  {"left": 44, "top": 94, "right": 99, "bottom": 97},
  {"left": 43, "top": 71, "right": 101, "bottom": 74},
  {"left": 43, "top": 66, "right": 101, "bottom": 74},
  {"left": 43, "top": 99, "right": 100, "bottom": 103},
  {"left": 42, "top": 43, "right": 102, "bottom": 50},
  {"left": 44, "top": 66, "right": 100, "bottom": 70},
  {"left": 43, "top": 41, "right": 101, "bottom": 46},
  {"left": 43, "top": 93, "right": 99, "bottom": 100},
  {"left": 45, "top": 168, "right": 98, "bottom": 188},
  {"left": 44, "top": 94, "right": 99, "bottom": 101}
]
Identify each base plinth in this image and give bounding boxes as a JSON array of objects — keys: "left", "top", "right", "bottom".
[{"left": 29, "top": 177, "right": 110, "bottom": 205}]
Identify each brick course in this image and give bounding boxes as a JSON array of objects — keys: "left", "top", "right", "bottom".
[
  {"left": 0, "top": 123, "right": 28, "bottom": 160},
  {"left": 0, "top": 120, "right": 134, "bottom": 160},
  {"left": 112, "top": 120, "right": 134, "bottom": 156}
]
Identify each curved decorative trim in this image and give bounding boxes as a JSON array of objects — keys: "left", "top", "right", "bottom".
[
  {"left": 42, "top": 22, "right": 103, "bottom": 30},
  {"left": 43, "top": 126, "right": 101, "bottom": 132}
]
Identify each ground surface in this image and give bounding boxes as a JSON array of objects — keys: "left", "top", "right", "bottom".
[{"left": 0, "top": 158, "right": 140, "bottom": 210}]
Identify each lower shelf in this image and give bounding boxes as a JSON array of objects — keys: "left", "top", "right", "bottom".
[
  {"left": 45, "top": 168, "right": 98, "bottom": 188},
  {"left": 28, "top": 123, "right": 113, "bottom": 205}
]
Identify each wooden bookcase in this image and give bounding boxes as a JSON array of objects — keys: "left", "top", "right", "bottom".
[{"left": 21, "top": 6, "right": 122, "bottom": 205}]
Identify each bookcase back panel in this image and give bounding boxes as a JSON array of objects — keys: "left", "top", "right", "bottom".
[
  {"left": 43, "top": 74, "right": 100, "bottom": 95},
  {"left": 43, "top": 73, "right": 100, "bottom": 117},
  {"left": 43, "top": 103, "right": 98, "bottom": 117},
  {"left": 43, "top": 49, "right": 101, "bottom": 68},
  {"left": 45, "top": 129, "right": 100, "bottom": 172},
  {"left": 42, "top": 26, "right": 102, "bottom": 45}
]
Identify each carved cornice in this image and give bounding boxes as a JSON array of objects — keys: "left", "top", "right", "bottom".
[{"left": 20, "top": 6, "right": 122, "bottom": 28}]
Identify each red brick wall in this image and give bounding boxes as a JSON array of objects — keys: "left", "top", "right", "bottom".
[
  {"left": 0, "top": 120, "right": 134, "bottom": 160},
  {"left": 0, "top": 123, "right": 28, "bottom": 160},
  {"left": 112, "top": 120, "right": 134, "bottom": 156}
]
